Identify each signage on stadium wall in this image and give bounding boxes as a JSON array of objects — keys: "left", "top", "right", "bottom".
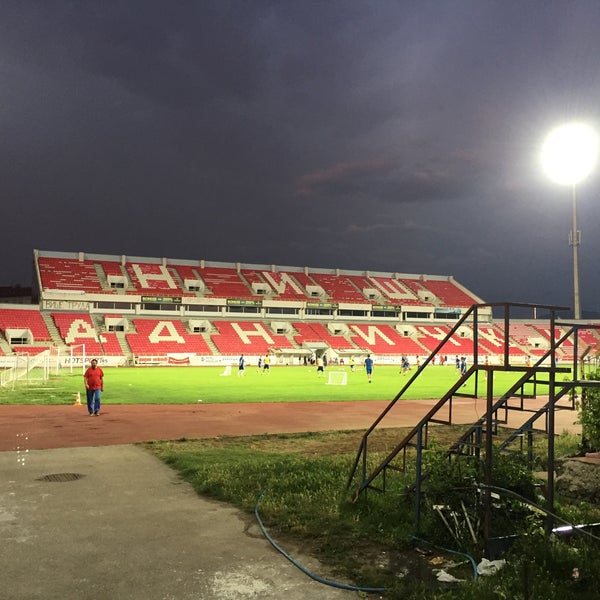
[
  {"left": 195, "top": 355, "right": 244, "bottom": 366},
  {"left": 129, "top": 355, "right": 245, "bottom": 367},
  {"left": 306, "top": 302, "right": 338, "bottom": 309},
  {"left": 226, "top": 299, "right": 262, "bottom": 307},
  {"left": 141, "top": 296, "right": 182, "bottom": 304},
  {"left": 134, "top": 354, "right": 193, "bottom": 366},
  {"left": 0, "top": 355, "right": 127, "bottom": 369},
  {"left": 434, "top": 307, "right": 462, "bottom": 314},
  {"left": 167, "top": 355, "right": 191, "bottom": 365},
  {"left": 372, "top": 304, "right": 398, "bottom": 311},
  {"left": 43, "top": 300, "right": 90, "bottom": 311},
  {"left": 60, "top": 355, "right": 127, "bottom": 367}
]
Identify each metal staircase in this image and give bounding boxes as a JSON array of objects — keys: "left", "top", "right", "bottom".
[{"left": 346, "top": 302, "right": 600, "bottom": 542}]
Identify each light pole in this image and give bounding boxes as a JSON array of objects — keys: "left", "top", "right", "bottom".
[{"left": 541, "top": 122, "right": 598, "bottom": 320}]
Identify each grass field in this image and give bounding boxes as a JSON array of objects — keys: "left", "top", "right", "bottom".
[{"left": 0, "top": 364, "right": 551, "bottom": 405}]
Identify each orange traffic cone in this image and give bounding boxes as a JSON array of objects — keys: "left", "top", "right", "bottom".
[{"left": 74, "top": 392, "right": 81, "bottom": 406}]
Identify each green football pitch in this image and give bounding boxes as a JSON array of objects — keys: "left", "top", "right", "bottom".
[{"left": 0, "top": 364, "right": 542, "bottom": 405}]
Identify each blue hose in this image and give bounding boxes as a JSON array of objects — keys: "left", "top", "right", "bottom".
[
  {"left": 410, "top": 535, "right": 478, "bottom": 581},
  {"left": 254, "top": 491, "right": 386, "bottom": 593}
]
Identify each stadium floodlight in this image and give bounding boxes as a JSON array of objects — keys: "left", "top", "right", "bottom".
[{"left": 541, "top": 122, "right": 599, "bottom": 320}]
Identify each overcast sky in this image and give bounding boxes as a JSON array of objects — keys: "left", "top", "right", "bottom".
[{"left": 1, "top": 1, "right": 600, "bottom": 315}]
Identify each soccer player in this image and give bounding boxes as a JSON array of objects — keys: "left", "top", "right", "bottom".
[
  {"left": 316, "top": 356, "right": 324, "bottom": 376},
  {"left": 364, "top": 354, "right": 374, "bottom": 383},
  {"left": 401, "top": 356, "right": 410, "bottom": 375},
  {"left": 238, "top": 354, "right": 245, "bottom": 377},
  {"left": 263, "top": 354, "right": 271, "bottom": 375},
  {"left": 460, "top": 356, "right": 467, "bottom": 384}
]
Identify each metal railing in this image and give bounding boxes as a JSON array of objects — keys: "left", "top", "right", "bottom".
[{"left": 346, "top": 302, "right": 600, "bottom": 541}]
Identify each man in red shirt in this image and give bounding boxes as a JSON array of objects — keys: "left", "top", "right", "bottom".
[{"left": 84, "top": 358, "right": 104, "bottom": 416}]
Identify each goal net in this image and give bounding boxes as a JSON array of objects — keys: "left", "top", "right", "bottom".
[
  {"left": 326, "top": 370, "right": 348, "bottom": 386},
  {"left": 0, "top": 348, "right": 60, "bottom": 389}
]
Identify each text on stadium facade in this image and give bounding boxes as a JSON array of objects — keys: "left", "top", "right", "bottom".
[{"left": 141, "top": 296, "right": 183, "bottom": 304}]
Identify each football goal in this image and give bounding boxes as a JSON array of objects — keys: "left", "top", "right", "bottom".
[
  {"left": 326, "top": 370, "right": 348, "bottom": 386},
  {"left": 0, "top": 348, "right": 60, "bottom": 389},
  {"left": 69, "top": 344, "right": 86, "bottom": 375}
]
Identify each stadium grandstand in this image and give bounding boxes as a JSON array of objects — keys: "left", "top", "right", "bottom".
[{"left": 0, "top": 248, "right": 598, "bottom": 369}]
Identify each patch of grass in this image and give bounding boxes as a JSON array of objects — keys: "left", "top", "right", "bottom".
[
  {"left": 146, "top": 434, "right": 423, "bottom": 592},
  {"left": 145, "top": 429, "right": 600, "bottom": 599}
]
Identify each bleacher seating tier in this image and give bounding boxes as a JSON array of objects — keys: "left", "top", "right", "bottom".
[
  {"left": 21, "top": 252, "right": 592, "bottom": 362},
  {"left": 0, "top": 308, "right": 52, "bottom": 341},
  {"left": 37, "top": 255, "right": 478, "bottom": 310}
]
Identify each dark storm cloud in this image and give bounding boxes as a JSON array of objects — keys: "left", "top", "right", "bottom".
[
  {"left": 295, "top": 154, "right": 483, "bottom": 205},
  {"left": 2, "top": 1, "right": 600, "bottom": 314}
]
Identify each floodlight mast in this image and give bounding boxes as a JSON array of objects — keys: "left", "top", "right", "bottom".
[
  {"left": 570, "top": 184, "right": 581, "bottom": 320},
  {"left": 541, "top": 122, "right": 598, "bottom": 320}
]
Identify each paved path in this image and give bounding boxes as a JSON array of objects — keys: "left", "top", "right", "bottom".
[
  {"left": 0, "top": 445, "right": 355, "bottom": 600},
  {"left": 0, "top": 399, "right": 580, "bottom": 599}
]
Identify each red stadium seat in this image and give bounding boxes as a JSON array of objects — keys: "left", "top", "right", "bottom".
[
  {"left": 126, "top": 319, "right": 212, "bottom": 355},
  {"left": 211, "top": 321, "right": 295, "bottom": 355},
  {"left": 0, "top": 308, "right": 52, "bottom": 342}
]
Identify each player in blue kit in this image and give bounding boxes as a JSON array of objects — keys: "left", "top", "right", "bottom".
[{"left": 364, "top": 354, "right": 374, "bottom": 383}]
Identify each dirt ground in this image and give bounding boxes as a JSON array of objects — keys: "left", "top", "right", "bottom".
[{"left": 0, "top": 397, "right": 581, "bottom": 452}]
